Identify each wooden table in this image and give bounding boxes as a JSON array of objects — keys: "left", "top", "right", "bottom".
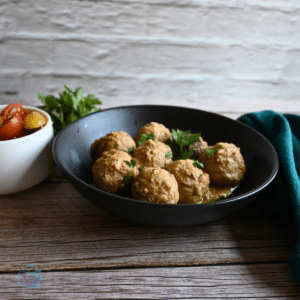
[{"left": 1, "top": 100, "right": 300, "bottom": 299}]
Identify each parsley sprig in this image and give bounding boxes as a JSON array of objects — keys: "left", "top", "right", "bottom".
[
  {"left": 137, "top": 132, "right": 155, "bottom": 146},
  {"left": 38, "top": 86, "right": 102, "bottom": 136},
  {"left": 166, "top": 129, "right": 201, "bottom": 161},
  {"left": 165, "top": 152, "right": 172, "bottom": 158},
  {"left": 205, "top": 145, "right": 223, "bottom": 157},
  {"left": 122, "top": 147, "right": 135, "bottom": 155},
  {"left": 192, "top": 159, "right": 204, "bottom": 170},
  {"left": 123, "top": 159, "right": 137, "bottom": 182}
]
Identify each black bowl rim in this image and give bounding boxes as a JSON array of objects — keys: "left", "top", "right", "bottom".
[{"left": 53, "top": 104, "right": 279, "bottom": 207}]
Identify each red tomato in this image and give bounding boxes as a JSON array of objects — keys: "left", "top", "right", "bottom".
[
  {"left": 1, "top": 103, "right": 26, "bottom": 120},
  {"left": 0, "top": 113, "right": 23, "bottom": 141}
]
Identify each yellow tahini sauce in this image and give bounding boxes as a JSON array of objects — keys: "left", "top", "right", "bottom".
[{"left": 200, "top": 184, "right": 239, "bottom": 204}]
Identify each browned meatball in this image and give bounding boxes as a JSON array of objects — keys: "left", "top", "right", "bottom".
[
  {"left": 92, "top": 149, "right": 138, "bottom": 195},
  {"left": 133, "top": 139, "right": 172, "bottom": 168},
  {"left": 199, "top": 142, "right": 246, "bottom": 186},
  {"left": 132, "top": 167, "right": 179, "bottom": 204},
  {"left": 135, "top": 122, "right": 172, "bottom": 144},
  {"left": 164, "top": 159, "right": 210, "bottom": 204},
  {"left": 184, "top": 135, "right": 208, "bottom": 159},
  {"left": 90, "top": 131, "right": 136, "bottom": 162}
]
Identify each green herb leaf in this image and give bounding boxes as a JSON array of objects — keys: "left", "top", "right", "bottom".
[
  {"left": 123, "top": 172, "right": 133, "bottom": 182},
  {"left": 123, "top": 160, "right": 136, "bottom": 181},
  {"left": 74, "top": 87, "right": 84, "bottom": 105},
  {"left": 38, "top": 94, "right": 59, "bottom": 109},
  {"left": 64, "top": 85, "right": 73, "bottom": 94},
  {"left": 131, "top": 159, "right": 137, "bottom": 167},
  {"left": 125, "top": 161, "right": 132, "bottom": 168},
  {"left": 165, "top": 139, "right": 182, "bottom": 160},
  {"left": 166, "top": 129, "right": 201, "bottom": 161},
  {"left": 65, "top": 109, "right": 78, "bottom": 125},
  {"left": 128, "top": 147, "right": 135, "bottom": 154},
  {"left": 122, "top": 147, "right": 135, "bottom": 155},
  {"left": 205, "top": 145, "right": 223, "bottom": 157},
  {"left": 125, "top": 159, "right": 136, "bottom": 168},
  {"left": 139, "top": 166, "right": 146, "bottom": 171},
  {"left": 192, "top": 159, "right": 204, "bottom": 169},
  {"left": 137, "top": 132, "right": 155, "bottom": 146},
  {"left": 182, "top": 148, "right": 194, "bottom": 160},
  {"left": 60, "top": 91, "right": 74, "bottom": 113},
  {"left": 165, "top": 152, "right": 172, "bottom": 158},
  {"left": 171, "top": 129, "right": 200, "bottom": 147},
  {"left": 37, "top": 86, "right": 102, "bottom": 136}
]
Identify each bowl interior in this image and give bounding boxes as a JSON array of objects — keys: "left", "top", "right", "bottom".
[
  {"left": 53, "top": 105, "right": 278, "bottom": 204},
  {"left": 0, "top": 104, "right": 52, "bottom": 144}
]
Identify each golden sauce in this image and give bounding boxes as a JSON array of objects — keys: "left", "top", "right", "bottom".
[{"left": 200, "top": 184, "right": 239, "bottom": 204}]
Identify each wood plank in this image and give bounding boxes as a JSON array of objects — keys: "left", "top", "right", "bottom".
[
  {"left": 0, "top": 182, "right": 296, "bottom": 272},
  {"left": 1, "top": 263, "right": 300, "bottom": 299}
]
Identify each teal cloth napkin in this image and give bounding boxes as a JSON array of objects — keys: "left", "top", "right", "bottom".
[{"left": 237, "top": 110, "right": 300, "bottom": 285}]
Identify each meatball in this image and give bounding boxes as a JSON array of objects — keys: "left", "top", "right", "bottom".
[
  {"left": 90, "top": 131, "right": 136, "bottom": 162},
  {"left": 132, "top": 167, "right": 179, "bottom": 204},
  {"left": 133, "top": 139, "right": 172, "bottom": 168},
  {"left": 135, "top": 122, "right": 172, "bottom": 144},
  {"left": 199, "top": 142, "right": 246, "bottom": 186},
  {"left": 164, "top": 159, "right": 210, "bottom": 204},
  {"left": 184, "top": 135, "right": 208, "bottom": 159},
  {"left": 92, "top": 149, "right": 138, "bottom": 195}
]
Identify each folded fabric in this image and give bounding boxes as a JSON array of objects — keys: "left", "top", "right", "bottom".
[{"left": 237, "top": 110, "right": 300, "bottom": 285}]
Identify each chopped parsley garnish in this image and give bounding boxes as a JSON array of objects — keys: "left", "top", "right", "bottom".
[
  {"left": 125, "top": 160, "right": 136, "bottom": 168},
  {"left": 38, "top": 86, "right": 101, "bottom": 136},
  {"left": 137, "top": 132, "right": 155, "bottom": 146},
  {"left": 205, "top": 145, "right": 223, "bottom": 157},
  {"left": 122, "top": 146, "right": 135, "bottom": 155},
  {"left": 139, "top": 166, "right": 146, "bottom": 171},
  {"left": 123, "top": 159, "right": 137, "bottom": 181},
  {"left": 166, "top": 129, "right": 201, "bottom": 161},
  {"left": 165, "top": 152, "right": 172, "bottom": 158},
  {"left": 128, "top": 146, "right": 135, "bottom": 154},
  {"left": 123, "top": 174, "right": 133, "bottom": 182},
  {"left": 192, "top": 159, "right": 204, "bottom": 169}
]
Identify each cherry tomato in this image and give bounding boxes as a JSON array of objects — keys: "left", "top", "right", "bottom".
[
  {"left": 1, "top": 103, "right": 26, "bottom": 120},
  {"left": 0, "top": 113, "right": 23, "bottom": 141},
  {"left": 23, "top": 111, "right": 47, "bottom": 130}
]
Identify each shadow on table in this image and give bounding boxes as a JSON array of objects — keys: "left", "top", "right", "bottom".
[{"left": 225, "top": 195, "right": 300, "bottom": 295}]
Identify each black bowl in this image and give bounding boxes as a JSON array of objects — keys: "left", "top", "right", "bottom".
[{"left": 52, "top": 105, "right": 279, "bottom": 226}]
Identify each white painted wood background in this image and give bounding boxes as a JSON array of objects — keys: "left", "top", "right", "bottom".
[{"left": 1, "top": 0, "right": 300, "bottom": 113}]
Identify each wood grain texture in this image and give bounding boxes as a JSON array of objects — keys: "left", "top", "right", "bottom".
[
  {"left": 1, "top": 263, "right": 300, "bottom": 299},
  {"left": 0, "top": 102, "right": 299, "bottom": 297},
  {"left": 0, "top": 182, "right": 296, "bottom": 273}
]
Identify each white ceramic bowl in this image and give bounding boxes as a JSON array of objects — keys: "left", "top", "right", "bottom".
[{"left": 0, "top": 105, "right": 54, "bottom": 195}]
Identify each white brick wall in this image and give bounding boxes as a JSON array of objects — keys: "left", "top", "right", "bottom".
[{"left": 1, "top": 0, "right": 300, "bottom": 107}]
